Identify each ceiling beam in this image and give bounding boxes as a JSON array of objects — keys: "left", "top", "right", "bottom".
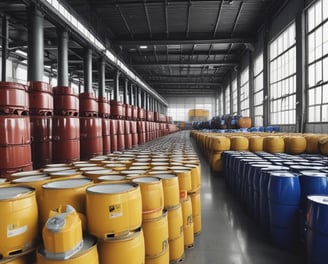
[
  {"left": 132, "top": 61, "right": 238, "bottom": 67},
  {"left": 129, "top": 50, "right": 239, "bottom": 56},
  {"left": 116, "top": 3, "right": 134, "bottom": 39},
  {"left": 164, "top": 0, "right": 169, "bottom": 38},
  {"left": 143, "top": 0, "right": 152, "bottom": 38},
  {"left": 150, "top": 82, "right": 221, "bottom": 86},
  {"left": 213, "top": 1, "right": 223, "bottom": 37},
  {"left": 112, "top": 37, "right": 255, "bottom": 46},
  {"left": 185, "top": 0, "right": 191, "bottom": 38},
  {"left": 144, "top": 74, "right": 225, "bottom": 78}
]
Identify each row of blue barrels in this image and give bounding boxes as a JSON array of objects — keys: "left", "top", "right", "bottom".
[{"left": 222, "top": 151, "right": 328, "bottom": 264}]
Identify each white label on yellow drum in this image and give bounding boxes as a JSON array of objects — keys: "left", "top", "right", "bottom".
[
  {"left": 109, "top": 204, "right": 122, "bottom": 218},
  {"left": 7, "top": 224, "right": 28, "bottom": 237}
]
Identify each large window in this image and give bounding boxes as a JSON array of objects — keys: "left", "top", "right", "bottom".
[
  {"left": 240, "top": 67, "right": 250, "bottom": 116},
  {"left": 232, "top": 79, "right": 238, "bottom": 113},
  {"left": 253, "top": 53, "right": 264, "bottom": 126},
  {"left": 219, "top": 90, "right": 224, "bottom": 115},
  {"left": 269, "top": 23, "right": 296, "bottom": 125},
  {"left": 225, "top": 84, "right": 231, "bottom": 114},
  {"left": 306, "top": 0, "right": 328, "bottom": 122}
]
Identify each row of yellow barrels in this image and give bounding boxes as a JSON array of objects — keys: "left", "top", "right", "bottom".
[
  {"left": 190, "top": 131, "right": 328, "bottom": 172},
  {"left": 0, "top": 148, "right": 201, "bottom": 264}
]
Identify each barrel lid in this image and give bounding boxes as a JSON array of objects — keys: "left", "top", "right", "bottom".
[
  {"left": 87, "top": 183, "right": 136, "bottom": 194},
  {"left": 170, "top": 166, "right": 189, "bottom": 170},
  {"left": 49, "top": 169, "right": 81, "bottom": 176},
  {"left": 104, "top": 163, "right": 126, "bottom": 168},
  {"left": 74, "top": 163, "right": 98, "bottom": 168},
  {"left": 43, "top": 167, "right": 71, "bottom": 174},
  {"left": 43, "top": 178, "right": 92, "bottom": 189},
  {"left": 261, "top": 166, "right": 289, "bottom": 171},
  {"left": 157, "top": 174, "right": 177, "bottom": 179},
  {"left": 0, "top": 186, "right": 34, "bottom": 200},
  {"left": 84, "top": 169, "right": 113, "bottom": 175},
  {"left": 121, "top": 170, "right": 147, "bottom": 175},
  {"left": 10, "top": 170, "right": 43, "bottom": 178},
  {"left": 269, "top": 171, "right": 296, "bottom": 177},
  {"left": 300, "top": 171, "right": 327, "bottom": 177},
  {"left": 12, "top": 175, "right": 50, "bottom": 183},
  {"left": 45, "top": 163, "right": 71, "bottom": 168},
  {"left": 98, "top": 175, "right": 126, "bottom": 181},
  {"left": 307, "top": 195, "right": 328, "bottom": 205},
  {"left": 79, "top": 166, "right": 105, "bottom": 172},
  {"left": 132, "top": 177, "right": 160, "bottom": 183}
]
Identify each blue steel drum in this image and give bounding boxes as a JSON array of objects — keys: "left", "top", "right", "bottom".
[
  {"left": 299, "top": 171, "right": 328, "bottom": 207},
  {"left": 268, "top": 171, "right": 300, "bottom": 249},
  {"left": 259, "top": 166, "right": 290, "bottom": 233},
  {"left": 290, "top": 165, "right": 321, "bottom": 174},
  {"left": 306, "top": 195, "right": 328, "bottom": 264},
  {"left": 268, "top": 171, "right": 301, "bottom": 205}
]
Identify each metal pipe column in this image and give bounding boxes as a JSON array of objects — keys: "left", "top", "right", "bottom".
[
  {"left": 129, "top": 83, "right": 134, "bottom": 105},
  {"left": 123, "top": 78, "right": 128, "bottom": 104},
  {"left": 57, "top": 30, "right": 69, "bottom": 87},
  {"left": 28, "top": 6, "right": 44, "bottom": 81},
  {"left": 113, "top": 70, "right": 120, "bottom": 101},
  {"left": 2, "top": 15, "right": 9, "bottom": 82},
  {"left": 98, "top": 57, "right": 106, "bottom": 98},
  {"left": 83, "top": 48, "right": 92, "bottom": 93}
]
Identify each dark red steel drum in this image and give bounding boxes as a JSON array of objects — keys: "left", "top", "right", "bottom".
[
  {"left": 132, "top": 106, "right": 138, "bottom": 120},
  {"left": 132, "top": 133, "right": 138, "bottom": 147},
  {"left": 53, "top": 86, "right": 79, "bottom": 116},
  {"left": 28, "top": 81, "right": 53, "bottom": 115},
  {"left": 0, "top": 115, "right": 32, "bottom": 177},
  {"left": 110, "top": 119, "right": 118, "bottom": 135},
  {"left": 138, "top": 132, "right": 146, "bottom": 145},
  {"left": 138, "top": 107, "right": 145, "bottom": 120},
  {"left": 124, "top": 120, "right": 131, "bottom": 134},
  {"left": 52, "top": 116, "right": 80, "bottom": 163},
  {"left": 0, "top": 82, "right": 29, "bottom": 115},
  {"left": 79, "top": 92, "right": 98, "bottom": 115},
  {"left": 110, "top": 100, "right": 123, "bottom": 119},
  {"left": 117, "top": 119, "right": 124, "bottom": 135},
  {"left": 130, "top": 121, "right": 137, "bottom": 134},
  {"left": 121, "top": 104, "right": 126, "bottom": 119},
  {"left": 124, "top": 133, "right": 132, "bottom": 150},
  {"left": 102, "top": 118, "right": 111, "bottom": 155},
  {"left": 80, "top": 117, "right": 103, "bottom": 160},
  {"left": 98, "top": 97, "right": 110, "bottom": 118},
  {"left": 30, "top": 116, "right": 52, "bottom": 168},
  {"left": 117, "top": 134, "right": 125, "bottom": 151},
  {"left": 125, "top": 104, "right": 132, "bottom": 120},
  {"left": 147, "top": 111, "right": 154, "bottom": 122},
  {"left": 111, "top": 134, "right": 118, "bottom": 152},
  {"left": 137, "top": 121, "right": 146, "bottom": 133},
  {"left": 154, "top": 112, "right": 160, "bottom": 123}
]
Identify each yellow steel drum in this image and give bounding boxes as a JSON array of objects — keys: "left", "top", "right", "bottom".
[
  {"left": 97, "top": 229, "right": 144, "bottom": 264},
  {"left": 145, "top": 246, "right": 169, "bottom": 264},
  {"left": 167, "top": 204, "right": 184, "bottom": 262},
  {"left": 48, "top": 170, "right": 82, "bottom": 179},
  {"left": 168, "top": 234, "right": 184, "bottom": 263},
  {"left": 142, "top": 211, "right": 169, "bottom": 257},
  {"left": 190, "top": 190, "right": 202, "bottom": 235},
  {"left": 0, "top": 186, "right": 38, "bottom": 258},
  {"left": 37, "top": 235, "right": 99, "bottom": 264},
  {"left": 132, "top": 177, "right": 164, "bottom": 219},
  {"left": 42, "top": 205, "right": 82, "bottom": 259},
  {"left": 157, "top": 174, "right": 180, "bottom": 208},
  {"left": 39, "top": 178, "right": 93, "bottom": 226},
  {"left": 86, "top": 183, "right": 142, "bottom": 238},
  {"left": 171, "top": 167, "right": 192, "bottom": 200},
  {"left": 103, "top": 163, "right": 127, "bottom": 172},
  {"left": 181, "top": 196, "right": 194, "bottom": 248},
  {"left": 184, "top": 164, "right": 201, "bottom": 192},
  {"left": 82, "top": 169, "right": 114, "bottom": 182}
]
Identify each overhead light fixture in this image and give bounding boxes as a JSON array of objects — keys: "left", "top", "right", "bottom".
[
  {"left": 15, "top": 50, "right": 28, "bottom": 57},
  {"left": 139, "top": 45, "right": 148, "bottom": 49},
  {"left": 228, "top": 0, "right": 233, "bottom": 4}
]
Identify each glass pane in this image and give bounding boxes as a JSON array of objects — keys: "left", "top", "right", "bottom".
[
  {"left": 322, "top": 84, "right": 328, "bottom": 104},
  {"left": 322, "top": 104, "right": 328, "bottom": 121},
  {"left": 315, "top": 60, "right": 322, "bottom": 85},
  {"left": 308, "top": 64, "right": 315, "bottom": 87},
  {"left": 308, "top": 5, "right": 315, "bottom": 32},
  {"left": 324, "top": 0, "right": 328, "bottom": 20},
  {"left": 308, "top": 106, "right": 315, "bottom": 122},
  {"left": 308, "top": 32, "right": 315, "bottom": 63},
  {"left": 309, "top": 88, "right": 315, "bottom": 106},
  {"left": 315, "top": 1, "right": 323, "bottom": 29},
  {"left": 315, "top": 28, "right": 323, "bottom": 60},
  {"left": 324, "top": 57, "right": 328, "bottom": 82},
  {"left": 323, "top": 22, "right": 328, "bottom": 55}
]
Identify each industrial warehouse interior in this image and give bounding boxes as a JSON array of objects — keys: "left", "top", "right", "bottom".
[{"left": 0, "top": 0, "right": 327, "bottom": 263}]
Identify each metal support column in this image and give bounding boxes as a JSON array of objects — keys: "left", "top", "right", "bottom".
[
  {"left": 83, "top": 48, "right": 92, "bottom": 93},
  {"left": 28, "top": 6, "right": 44, "bottom": 81},
  {"left": 263, "top": 21, "right": 270, "bottom": 127},
  {"left": 98, "top": 57, "right": 106, "bottom": 98},
  {"left": 57, "top": 29, "right": 69, "bottom": 87},
  {"left": 248, "top": 50, "right": 254, "bottom": 120},
  {"left": 2, "top": 15, "right": 9, "bottom": 82},
  {"left": 129, "top": 83, "right": 134, "bottom": 105},
  {"left": 296, "top": 9, "right": 305, "bottom": 133},
  {"left": 114, "top": 70, "right": 120, "bottom": 101},
  {"left": 123, "top": 78, "right": 128, "bottom": 104},
  {"left": 236, "top": 68, "right": 241, "bottom": 115},
  {"left": 137, "top": 86, "right": 142, "bottom": 108}
]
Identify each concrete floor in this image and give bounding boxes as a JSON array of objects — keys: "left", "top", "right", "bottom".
[{"left": 183, "top": 136, "right": 306, "bottom": 264}]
